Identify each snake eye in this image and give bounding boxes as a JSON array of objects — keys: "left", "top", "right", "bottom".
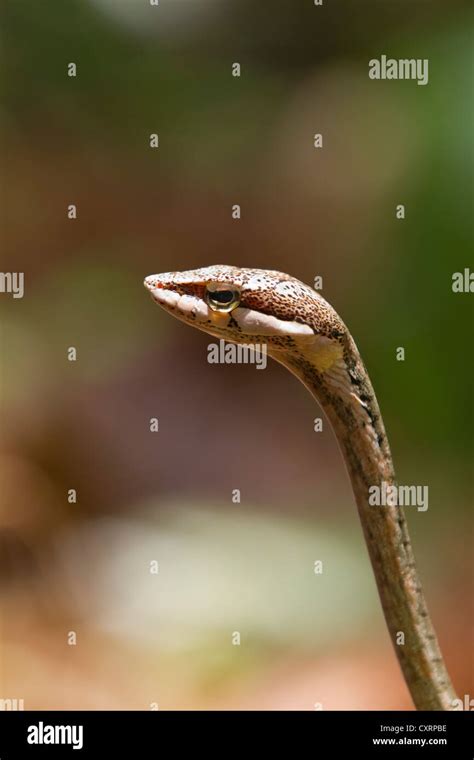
[{"left": 205, "top": 283, "right": 240, "bottom": 312}]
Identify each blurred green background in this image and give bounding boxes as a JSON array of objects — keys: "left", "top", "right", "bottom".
[{"left": 1, "top": 0, "right": 472, "bottom": 709}]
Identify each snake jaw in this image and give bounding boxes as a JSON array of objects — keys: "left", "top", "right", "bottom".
[{"left": 145, "top": 274, "right": 228, "bottom": 330}]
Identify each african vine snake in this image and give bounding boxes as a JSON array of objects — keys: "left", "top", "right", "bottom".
[{"left": 144, "top": 265, "right": 457, "bottom": 710}]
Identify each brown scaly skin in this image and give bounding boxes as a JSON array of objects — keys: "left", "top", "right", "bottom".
[{"left": 144, "top": 265, "right": 458, "bottom": 710}]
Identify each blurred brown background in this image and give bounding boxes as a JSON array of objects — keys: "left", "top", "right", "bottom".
[{"left": 1, "top": 0, "right": 473, "bottom": 709}]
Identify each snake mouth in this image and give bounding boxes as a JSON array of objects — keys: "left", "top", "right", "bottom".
[
  {"left": 144, "top": 274, "right": 166, "bottom": 291},
  {"left": 144, "top": 278, "right": 180, "bottom": 309},
  {"left": 145, "top": 275, "right": 214, "bottom": 322},
  {"left": 143, "top": 276, "right": 174, "bottom": 306}
]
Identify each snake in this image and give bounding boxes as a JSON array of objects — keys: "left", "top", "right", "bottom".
[{"left": 144, "top": 265, "right": 457, "bottom": 710}]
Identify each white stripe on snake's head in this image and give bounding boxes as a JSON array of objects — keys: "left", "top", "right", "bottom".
[{"left": 144, "top": 266, "right": 346, "bottom": 365}]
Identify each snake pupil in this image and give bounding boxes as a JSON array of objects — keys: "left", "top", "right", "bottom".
[
  {"left": 206, "top": 284, "right": 240, "bottom": 312},
  {"left": 212, "top": 291, "right": 233, "bottom": 303}
]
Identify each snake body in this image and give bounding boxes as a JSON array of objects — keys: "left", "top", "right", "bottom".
[{"left": 144, "top": 265, "right": 457, "bottom": 710}]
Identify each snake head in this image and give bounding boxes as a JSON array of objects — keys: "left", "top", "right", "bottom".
[{"left": 144, "top": 265, "right": 339, "bottom": 348}]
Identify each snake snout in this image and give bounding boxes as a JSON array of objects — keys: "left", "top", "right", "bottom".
[{"left": 144, "top": 274, "right": 163, "bottom": 291}]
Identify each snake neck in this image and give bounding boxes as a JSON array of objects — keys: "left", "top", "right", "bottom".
[{"left": 276, "top": 333, "right": 457, "bottom": 711}]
